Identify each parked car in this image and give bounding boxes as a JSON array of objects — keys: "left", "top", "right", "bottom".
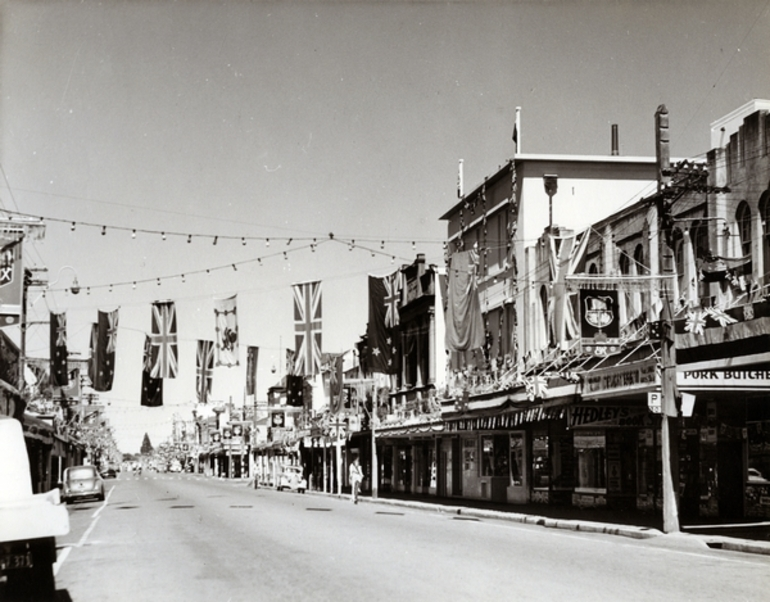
[
  {"left": 748, "top": 467, "right": 768, "bottom": 483},
  {"left": 277, "top": 465, "right": 307, "bottom": 493},
  {"left": 61, "top": 466, "right": 105, "bottom": 504},
  {"left": 100, "top": 467, "right": 117, "bottom": 479}
]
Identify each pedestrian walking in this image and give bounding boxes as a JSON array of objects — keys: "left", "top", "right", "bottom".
[{"left": 349, "top": 456, "right": 363, "bottom": 504}]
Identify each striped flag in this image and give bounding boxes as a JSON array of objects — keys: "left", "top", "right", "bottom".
[
  {"left": 150, "top": 301, "right": 178, "bottom": 379},
  {"left": 196, "top": 340, "right": 215, "bottom": 404},
  {"left": 292, "top": 280, "right": 322, "bottom": 376}
]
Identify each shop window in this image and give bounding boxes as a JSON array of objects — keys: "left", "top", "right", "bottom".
[
  {"left": 574, "top": 430, "right": 606, "bottom": 492},
  {"left": 481, "top": 434, "right": 509, "bottom": 477},
  {"left": 747, "top": 421, "right": 770, "bottom": 485},
  {"left": 760, "top": 186, "right": 770, "bottom": 286},
  {"left": 509, "top": 433, "right": 524, "bottom": 486},
  {"left": 463, "top": 438, "right": 476, "bottom": 473},
  {"left": 532, "top": 431, "right": 550, "bottom": 489}
]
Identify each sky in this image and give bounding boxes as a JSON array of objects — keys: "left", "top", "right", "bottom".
[{"left": 1, "top": 0, "right": 768, "bottom": 452}]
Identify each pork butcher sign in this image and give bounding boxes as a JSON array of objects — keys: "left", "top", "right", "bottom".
[{"left": 579, "top": 289, "right": 621, "bottom": 357}]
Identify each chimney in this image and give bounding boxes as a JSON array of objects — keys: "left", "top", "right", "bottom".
[{"left": 611, "top": 124, "right": 619, "bottom": 156}]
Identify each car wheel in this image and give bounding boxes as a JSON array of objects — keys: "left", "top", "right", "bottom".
[{"left": 98, "top": 492, "right": 105, "bottom": 502}]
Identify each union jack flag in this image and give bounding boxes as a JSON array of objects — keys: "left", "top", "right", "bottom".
[
  {"left": 384, "top": 272, "right": 401, "bottom": 328},
  {"left": 197, "top": 340, "right": 214, "bottom": 404},
  {"left": 150, "top": 301, "right": 178, "bottom": 379},
  {"left": 292, "top": 280, "right": 322, "bottom": 376}
]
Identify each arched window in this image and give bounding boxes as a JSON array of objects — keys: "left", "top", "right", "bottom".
[
  {"left": 619, "top": 251, "right": 630, "bottom": 276},
  {"left": 633, "top": 244, "right": 646, "bottom": 275},
  {"left": 760, "top": 184, "right": 770, "bottom": 286},
  {"left": 736, "top": 201, "right": 752, "bottom": 258}
]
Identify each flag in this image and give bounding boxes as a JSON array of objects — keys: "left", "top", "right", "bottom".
[
  {"left": 89, "top": 309, "right": 118, "bottom": 391},
  {"left": 367, "top": 272, "right": 400, "bottom": 374},
  {"left": 0, "top": 236, "right": 23, "bottom": 326},
  {"left": 445, "top": 250, "right": 485, "bottom": 351},
  {"left": 329, "top": 353, "right": 344, "bottom": 413},
  {"left": 285, "top": 348, "right": 296, "bottom": 376},
  {"left": 286, "top": 374, "right": 304, "bottom": 407},
  {"left": 150, "top": 301, "right": 178, "bottom": 378},
  {"left": 196, "top": 340, "right": 214, "bottom": 404},
  {"left": 50, "top": 311, "right": 68, "bottom": 387},
  {"left": 292, "top": 280, "right": 322, "bottom": 376},
  {"left": 214, "top": 295, "right": 239, "bottom": 367},
  {"left": 141, "top": 335, "right": 163, "bottom": 407},
  {"left": 246, "top": 346, "right": 259, "bottom": 396}
]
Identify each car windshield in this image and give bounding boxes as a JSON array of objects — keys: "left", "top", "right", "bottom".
[{"left": 68, "top": 467, "right": 98, "bottom": 480}]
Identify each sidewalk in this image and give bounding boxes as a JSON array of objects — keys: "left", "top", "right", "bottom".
[{"left": 299, "top": 487, "right": 770, "bottom": 557}]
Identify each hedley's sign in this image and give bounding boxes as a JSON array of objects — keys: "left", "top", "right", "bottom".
[
  {"left": 568, "top": 406, "right": 656, "bottom": 429},
  {"left": 678, "top": 368, "right": 770, "bottom": 391}
]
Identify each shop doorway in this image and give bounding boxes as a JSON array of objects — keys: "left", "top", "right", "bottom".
[
  {"left": 717, "top": 440, "right": 744, "bottom": 519},
  {"left": 452, "top": 438, "right": 462, "bottom": 496}
]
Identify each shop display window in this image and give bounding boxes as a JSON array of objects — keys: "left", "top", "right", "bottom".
[
  {"left": 747, "top": 420, "right": 770, "bottom": 484},
  {"left": 463, "top": 438, "right": 476, "bottom": 473},
  {"left": 532, "top": 431, "right": 550, "bottom": 489},
  {"left": 574, "top": 430, "right": 606, "bottom": 492},
  {"left": 509, "top": 433, "right": 524, "bottom": 486}
]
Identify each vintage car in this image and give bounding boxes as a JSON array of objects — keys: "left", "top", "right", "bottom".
[
  {"left": 61, "top": 465, "right": 105, "bottom": 504},
  {"left": 277, "top": 465, "right": 307, "bottom": 493}
]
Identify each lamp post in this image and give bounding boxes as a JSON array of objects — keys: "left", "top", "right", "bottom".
[{"left": 543, "top": 174, "right": 559, "bottom": 234}]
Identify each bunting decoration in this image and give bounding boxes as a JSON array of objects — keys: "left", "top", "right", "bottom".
[
  {"left": 292, "top": 280, "right": 322, "bottom": 376},
  {"left": 196, "top": 340, "right": 215, "bottom": 404},
  {"left": 367, "top": 272, "right": 401, "bottom": 374},
  {"left": 445, "top": 250, "right": 485, "bottom": 352},
  {"left": 89, "top": 309, "right": 118, "bottom": 391},
  {"left": 141, "top": 335, "right": 163, "bottom": 407},
  {"left": 214, "top": 295, "right": 239, "bottom": 367},
  {"left": 150, "top": 301, "right": 178, "bottom": 378},
  {"left": 246, "top": 346, "right": 259, "bottom": 396},
  {"left": 50, "top": 311, "right": 68, "bottom": 387}
]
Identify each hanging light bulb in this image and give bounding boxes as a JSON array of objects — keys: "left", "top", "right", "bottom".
[
  {"left": 181, "top": 274, "right": 186, "bottom": 283},
  {"left": 162, "top": 232, "right": 166, "bottom": 241},
  {"left": 391, "top": 256, "right": 395, "bottom": 264},
  {"left": 132, "top": 229, "right": 136, "bottom": 239},
  {"left": 283, "top": 251, "right": 288, "bottom": 260},
  {"left": 109, "top": 284, "right": 113, "bottom": 293},
  {"left": 241, "top": 237, "right": 246, "bottom": 246},
  {"left": 286, "top": 238, "right": 292, "bottom": 246},
  {"left": 232, "top": 264, "right": 237, "bottom": 271},
  {"left": 213, "top": 236, "right": 218, "bottom": 245},
  {"left": 412, "top": 241, "right": 416, "bottom": 250},
  {"left": 157, "top": 278, "right": 161, "bottom": 286},
  {"left": 381, "top": 240, "right": 384, "bottom": 249},
  {"left": 187, "top": 235, "right": 192, "bottom": 244},
  {"left": 101, "top": 226, "right": 107, "bottom": 236},
  {"left": 71, "top": 222, "right": 76, "bottom": 231},
  {"left": 132, "top": 282, "right": 136, "bottom": 289},
  {"left": 258, "top": 258, "right": 262, "bottom": 266},
  {"left": 265, "top": 238, "right": 270, "bottom": 247}
]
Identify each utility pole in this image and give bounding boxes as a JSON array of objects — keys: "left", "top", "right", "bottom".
[{"left": 655, "top": 105, "right": 680, "bottom": 533}]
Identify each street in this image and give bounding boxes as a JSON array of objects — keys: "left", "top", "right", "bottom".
[{"left": 47, "top": 473, "right": 770, "bottom": 602}]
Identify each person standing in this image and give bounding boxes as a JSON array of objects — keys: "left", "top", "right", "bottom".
[{"left": 349, "top": 456, "right": 363, "bottom": 504}]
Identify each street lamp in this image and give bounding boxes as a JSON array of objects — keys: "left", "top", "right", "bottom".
[
  {"left": 46, "top": 265, "right": 81, "bottom": 295},
  {"left": 543, "top": 174, "right": 559, "bottom": 233}
]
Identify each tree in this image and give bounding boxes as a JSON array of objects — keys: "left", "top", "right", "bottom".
[{"left": 140, "top": 432, "right": 154, "bottom": 455}]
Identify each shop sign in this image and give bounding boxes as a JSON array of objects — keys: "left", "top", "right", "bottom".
[
  {"left": 678, "top": 369, "right": 770, "bottom": 391},
  {"left": 568, "top": 406, "right": 655, "bottom": 429},
  {"left": 582, "top": 362, "right": 658, "bottom": 397}
]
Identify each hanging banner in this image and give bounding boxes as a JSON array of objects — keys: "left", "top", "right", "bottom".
[
  {"left": 0, "top": 236, "right": 23, "bottom": 326},
  {"left": 579, "top": 289, "right": 622, "bottom": 356},
  {"left": 214, "top": 295, "right": 239, "bottom": 367}
]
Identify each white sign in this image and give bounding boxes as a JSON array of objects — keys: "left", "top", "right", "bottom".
[
  {"left": 679, "top": 369, "right": 770, "bottom": 391},
  {"left": 647, "top": 392, "right": 662, "bottom": 414}
]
